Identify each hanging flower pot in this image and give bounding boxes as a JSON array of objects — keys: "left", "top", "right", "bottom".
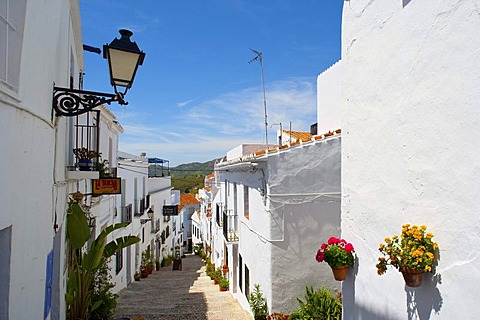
[
  {"left": 316, "top": 237, "right": 355, "bottom": 281},
  {"left": 331, "top": 265, "right": 349, "bottom": 281},
  {"left": 401, "top": 267, "right": 424, "bottom": 288},
  {"left": 222, "top": 264, "right": 229, "bottom": 275},
  {"left": 376, "top": 224, "right": 438, "bottom": 289}
]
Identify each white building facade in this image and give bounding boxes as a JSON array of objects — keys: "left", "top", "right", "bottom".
[
  {"left": 0, "top": 1, "right": 88, "bottom": 318},
  {"left": 340, "top": 1, "right": 480, "bottom": 319},
  {"left": 211, "top": 134, "right": 342, "bottom": 314},
  {"left": 114, "top": 152, "right": 174, "bottom": 290}
]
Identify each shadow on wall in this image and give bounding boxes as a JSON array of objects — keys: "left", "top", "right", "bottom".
[
  {"left": 406, "top": 273, "right": 443, "bottom": 320},
  {"left": 343, "top": 259, "right": 443, "bottom": 320}
]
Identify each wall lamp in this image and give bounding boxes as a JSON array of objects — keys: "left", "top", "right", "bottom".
[
  {"left": 53, "top": 29, "right": 145, "bottom": 117},
  {"left": 141, "top": 208, "right": 154, "bottom": 224}
]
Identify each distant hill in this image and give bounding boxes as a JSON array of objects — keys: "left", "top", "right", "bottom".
[{"left": 170, "top": 159, "right": 218, "bottom": 194}]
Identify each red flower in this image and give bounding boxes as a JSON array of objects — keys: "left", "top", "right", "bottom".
[
  {"left": 327, "top": 237, "right": 340, "bottom": 245},
  {"left": 315, "top": 250, "right": 325, "bottom": 263},
  {"left": 320, "top": 243, "right": 327, "bottom": 250},
  {"left": 345, "top": 243, "right": 354, "bottom": 253}
]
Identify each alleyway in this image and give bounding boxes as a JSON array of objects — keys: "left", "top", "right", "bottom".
[{"left": 114, "top": 254, "right": 252, "bottom": 320}]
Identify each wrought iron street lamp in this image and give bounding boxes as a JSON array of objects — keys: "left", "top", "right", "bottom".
[
  {"left": 141, "top": 207, "right": 154, "bottom": 224},
  {"left": 53, "top": 29, "right": 145, "bottom": 117}
]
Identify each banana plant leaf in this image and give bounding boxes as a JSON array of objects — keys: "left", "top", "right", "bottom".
[
  {"left": 104, "top": 235, "right": 141, "bottom": 258},
  {"left": 66, "top": 202, "right": 90, "bottom": 250}
]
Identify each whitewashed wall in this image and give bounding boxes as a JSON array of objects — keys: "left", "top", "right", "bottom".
[
  {"left": 115, "top": 154, "right": 149, "bottom": 291},
  {"left": 317, "top": 62, "right": 342, "bottom": 134},
  {"left": 341, "top": 1, "right": 480, "bottom": 319},
  {"left": 217, "top": 136, "right": 342, "bottom": 313},
  {"left": 267, "top": 137, "right": 342, "bottom": 312},
  {"left": 148, "top": 176, "right": 173, "bottom": 261},
  {"left": 0, "top": 1, "right": 82, "bottom": 319}
]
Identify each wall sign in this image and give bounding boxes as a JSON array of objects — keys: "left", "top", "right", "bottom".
[
  {"left": 163, "top": 205, "right": 179, "bottom": 216},
  {"left": 92, "top": 178, "right": 121, "bottom": 196}
]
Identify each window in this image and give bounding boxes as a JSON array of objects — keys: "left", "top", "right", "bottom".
[
  {"left": 244, "top": 186, "right": 249, "bottom": 219},
  {"left": 116, "top": 249, "right": 123, "bottom": 274},
  {"left": 224, "top": 180, "right": 229, "bottom": 211},
  {"left": 216, "top": 203, "right": 221, "bottom": 225},
  {"left": 239, "top": 254, "right": 243, "bottom": 293},
  {"left": 108, "top": 137, "right": 113, "bottom": 165},
  {"left": 233, "top": 182, "right": 237, "bottom": 216},
  {"left": 145, "top": 195, "right": 150, "bottom": 209},
  {"left": 124, "top": 204, "right": 132, "bottom": 223},
  {"left": 0, "top": 226, "right": 12, "bottom": 319},
  {"left": 139, "top": 198, "right": 145, "bottom": 215},
  {"left": 0, "top": 0, "right": 27, "bottom": 92},
  {"left": 245, "top": 264, "right": 250, "bottom": 298}
]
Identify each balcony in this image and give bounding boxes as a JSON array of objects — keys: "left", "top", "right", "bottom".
[
  {"left": 67, "top": 110, "right": 101, "bottom": 180},
  {"left": 148, "top": 158, "right": 170, "bottom": 177},
  {"left": 223, "top": 210, "right": 239, "bottom": 242}
]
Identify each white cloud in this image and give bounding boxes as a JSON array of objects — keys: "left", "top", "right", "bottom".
[
  {"left": 117, "top": 77, "right": 317, "bottom": 166},
  {"left": 176, "top": 99, "right": 195, "bottom": 108}
]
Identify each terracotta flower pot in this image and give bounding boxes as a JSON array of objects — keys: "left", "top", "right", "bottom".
[
  {"left": 219, "top": 286, "right": 228, "bottom": 292},
  {"left": 331, "top": 265, "right": 348, "bottom": 281},
  {"left": 401, "top": 267, "right": 424, "bottom": 288}
]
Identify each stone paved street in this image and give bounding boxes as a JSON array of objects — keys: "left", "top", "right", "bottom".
[{"left": 114, "top": 254, "right": 252, "bottom": 320}]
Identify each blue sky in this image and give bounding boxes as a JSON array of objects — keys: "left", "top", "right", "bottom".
[{"left": 80, "top": 1, "right": 344, "bottom": 166}]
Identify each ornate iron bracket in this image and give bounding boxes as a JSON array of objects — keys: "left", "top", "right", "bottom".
[{"left": 52, "top": 86, "right": 127, "bottom": 117}]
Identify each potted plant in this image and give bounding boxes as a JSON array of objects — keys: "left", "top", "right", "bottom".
[
  {"left": 147, "top": 261, "right": 155, "bottom": 275},
  {"left": 73, "top": 147, "right": 101, "bottom": 171},
  {"left": 213, "top": 268, "right": 223, "bottom": 285},
  {"left": 134, "top": 272, "right": 141, "bottom": 281},
  {"left": 140, "top": 265, "right": 148, "bottom": 278},
  {"left": 248, "top": 284, "right": 268, "bottom": 320},
  {"left": 315, "top": 237, "right": 355, "bottom": 281},
  {"left": 376, "top": 224, "right": 438, "bottom": 287},
  {"left": 218, "top": 278, "right": 229, "bottom": 292},
  {"left": 97, "top": 159, "right": 111, "bottom": 178}
]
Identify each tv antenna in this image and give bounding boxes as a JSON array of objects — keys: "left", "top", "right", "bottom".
[{"left": 249, "top": 49, "right": 268, "bottom": 146}]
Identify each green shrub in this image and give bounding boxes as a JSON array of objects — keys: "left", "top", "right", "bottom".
[
  {"left": 206, "top": 263, "right": 215, "bottom": 278},
  {"left": 199, "top": 248, "right": 206, "bottom": 259},
  {"left": 90, "top": 258, "right": 117, "bottom": 320},
  {"left": 289, "top": 287, "right": 341, "bottom": 320},
  {"left": 214, "top": 268, "right": 223, "bottom": 281},
  {"left": 248, "top": 284, "right": 268, "bottom": 320}
]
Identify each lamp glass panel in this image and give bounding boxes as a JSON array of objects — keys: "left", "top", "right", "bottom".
[{"left": 108, "top": 48, "right": 139, "bottom": 87}]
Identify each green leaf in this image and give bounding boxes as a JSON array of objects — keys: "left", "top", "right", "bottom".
[
  {"left": 66, "top": 202, "right": 90, "bottom": 249},
  {"left": 104, "top": 236, "right": 141, "bottom": 258},
  {"left": 82, "top": 237, "right": 106, "bottom": 272},
  {"left": 90, "top": 300, "right": 103, "bottom": 313}
]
